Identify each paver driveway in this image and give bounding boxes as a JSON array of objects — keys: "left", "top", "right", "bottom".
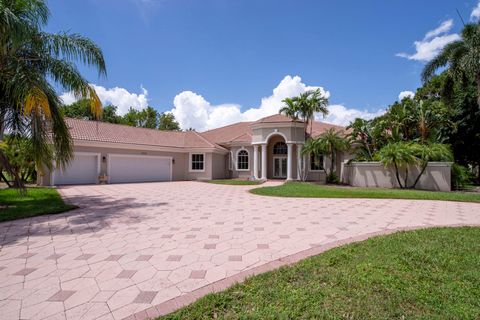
[{"left": 0, "top": 181, "right": 479, "bottom": 320}]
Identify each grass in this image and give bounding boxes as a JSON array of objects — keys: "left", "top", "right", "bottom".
[
  {"left": 207, "top": 179, "right": 263, "bottom": 185},
  {"left": 159, "top": 227, "right": 480, "bottom": 319},
  {"left": 0, "top": 187, "right": 76, "bottom": 222},
  {"left": 250, "top": 182, "right": 480, "bottom": 203}
]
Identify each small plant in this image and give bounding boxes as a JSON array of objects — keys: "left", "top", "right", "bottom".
[
  {"left": 451, "top": 163, "right": 473, "bottom": 190},
  {"left": 326, "top": 172, "right": 340, "bottom": 184}
]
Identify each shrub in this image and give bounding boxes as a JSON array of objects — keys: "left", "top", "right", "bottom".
[{"left": 451, "top": 163, "right": 473, "bottom": 190}]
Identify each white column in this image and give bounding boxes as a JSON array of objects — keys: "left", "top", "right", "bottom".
[
  {"left": 261, "top": 144, "right": 267, "bottom": 180},
  {"left": 297, "top": 143, "right": 303, "bottom": 180},
  {"left": 287, "top": 143, "right": 293, "bottom": 181},
  {"left": 253, "top": 145, "right": 259, "bottom": 179}
]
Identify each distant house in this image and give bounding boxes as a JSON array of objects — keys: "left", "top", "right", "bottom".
[{"left": 38, "top": 114, "right": 347, "bottom": 185}]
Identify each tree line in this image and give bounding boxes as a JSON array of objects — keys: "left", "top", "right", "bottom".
[{"left": 61, "top": 99, "right": 181, "bottom": 130}]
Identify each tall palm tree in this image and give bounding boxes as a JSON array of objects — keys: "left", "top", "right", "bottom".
[
  {"left": 422, "top": 23, "right": 480, "bottom": 105},
  {"left": 294, "top": 89, "right": 329, "bottom": 136},
  {"left": 0, "top": 0, "right": 106, "bottom": 187}
]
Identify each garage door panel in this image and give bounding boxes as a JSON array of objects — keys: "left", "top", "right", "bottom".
[
  {"left": 54, "top": 154, "right": 99, "bottom": 185},
  {"left": 109, "top": 155, "right": 171, "bottom": 183}
]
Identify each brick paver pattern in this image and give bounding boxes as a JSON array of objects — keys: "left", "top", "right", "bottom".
[{"left": 0, "top": 181, "right": 478, "bottom": 320}]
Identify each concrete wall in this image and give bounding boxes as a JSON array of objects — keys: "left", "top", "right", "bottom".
[
  {"left": 39, "top": 145, "right": 227, "bottom": 185},
  {"left": 342, "top": 162, "right": 452, "bottom": 192}
]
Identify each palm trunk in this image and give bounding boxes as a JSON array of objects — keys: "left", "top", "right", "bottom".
[
  {"left": 330, "top": 151, "right": 335, "bottom": 176},
  {"left": 476, "top": 72, "right": 480, "bottom": 107},
  {"left": 393, "top": 161, "right": 404, "bottom": 188},
  {"left": 412, "top": 162, "right": 428, "bottom": 189},
  {"left": 404, "top": 166, "right": 409, "bottom": 188}
]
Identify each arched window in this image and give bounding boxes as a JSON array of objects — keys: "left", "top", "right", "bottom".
[
  {"left": 237, "top": 149, "right": 249, "bottom": 170},
  {"left": 273, "top": 142, "right": 287, "bottom": 155}
]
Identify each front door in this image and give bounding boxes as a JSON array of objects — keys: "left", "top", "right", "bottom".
[{"left": 273, "top": 156, "right": 287, "bottom": 178}]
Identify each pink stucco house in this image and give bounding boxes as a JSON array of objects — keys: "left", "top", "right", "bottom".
[{"left": 38, "top": 114, "right": 347, "bottom": 185}]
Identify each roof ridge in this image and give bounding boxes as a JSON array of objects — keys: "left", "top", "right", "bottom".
[
  {"left": 65, "top": 117, "right": 186, "bottom": 135},
  {"left": 228, "top": 131, "right": 251, "bottom": 142},
  {"left": 201, "top": 121, "right": 253, "bottom": 133},
  {"left": 192, "top": 131, "right": 227, "bottom": 151}
]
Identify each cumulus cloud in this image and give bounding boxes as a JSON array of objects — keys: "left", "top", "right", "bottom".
[
  {"left": 60, "top": 85, "right": 149, "bottom": 115},
  {"left": 170, "top": 75, "right": 383, "bottom": 130},
  {"left": 320, "top": 105, "right": 385, "bottom": 127},
  {"left": 398, "top": 91, "right": 415, "bottom": 100},
  {"left": 396, "top": 19, "right": 460, "bottom": 61},
  {"left": 472, "top": 1, "right": 480, "bottom": 21}
]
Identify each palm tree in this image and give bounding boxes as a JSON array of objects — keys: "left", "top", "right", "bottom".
[
  {"left": 422, "top": 23, "right": 480, "bottom": 105},
  {"left": 347, "top": 118, "right": 376, "bottom": 160},
  {"left": 410, "top": 143, "right": 453, "bottom": 188},
  {"left": 302, "top": 128, "right": 349, "bottom": 182},
  {"left": 378, "top": 142, "right": 417, "bottom": 189},
  {"left": 0, "top": 0, "right": 106, "bottom": 187},
  {"left": 294, "top": 89, "right": 329, "bottom": 136}
]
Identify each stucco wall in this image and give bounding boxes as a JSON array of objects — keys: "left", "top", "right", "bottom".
[
  {"left": 211, "top": 153, "right": 227, "bottom": 180},
  {"left": 39, "top": 145, "right": 225, "bottom": 185},
  {"left": 251, "top": 125, "right": 306, "bottom": 144},
  {"left": 229, "top": 146, "right": 254, "bottom": 179},
  {"left": 342, "top": 162, "right": 452, "bottom": 192}
]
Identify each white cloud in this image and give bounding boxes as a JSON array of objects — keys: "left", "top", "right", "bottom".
[
  {"left": 472, "top": 1, "right": 480, "bottom": 21},
  {"left": 170, "top": 75, "right": 383, "bottom": 130},
  {"left": 60, "top": 85, "right": 149, "bottom": 115},
  {"left": 424, "top": 20, "right": 454, "bottom": 39},
  {"left": 396, "top": 19, "right": 460, "bottom": 61},
  {"left": 398, "top": 91, "right": 415, "bottom": 100},
  {"left": 321, "top": 105, "right": 385, "bottom": 127}
]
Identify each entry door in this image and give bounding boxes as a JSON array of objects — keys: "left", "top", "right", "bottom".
[{"left": 273, "top": 157, "right": 287, "bottom": 178}]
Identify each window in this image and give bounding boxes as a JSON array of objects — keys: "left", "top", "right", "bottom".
[
  {"left": 190, "top": 153, "right": 205, "bottom": 171},
  {"left": 273, "top": 142, "right": 287, "bottom": 155},
  {"left": 237, "top": 149, "right": 249, "bottom": 170},
  {"left": 310, "top": 153, "right": 324, "bottom": 171}
]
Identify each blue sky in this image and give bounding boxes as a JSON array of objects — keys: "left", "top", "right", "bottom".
[{"left": 48, "top": 0, "right": 479, "bottom": 130}]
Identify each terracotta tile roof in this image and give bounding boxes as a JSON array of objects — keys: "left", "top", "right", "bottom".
[
  {"left": 200, "top": 122, "right": 253, "bottom": 144},
  {"left": 308, "top": 120, "right": 348, "bottom": 138},
  {"left": 253, "top": 114, "right": 303, "bottom": 124},
  {"left": 65, "top": 118, "right": 226, "bottom": 151},
  {"left": 200, "top": 115, "right": 347, "bottom": 144}
]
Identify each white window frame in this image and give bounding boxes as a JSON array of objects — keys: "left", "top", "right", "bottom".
[
  {"left": 236, "top": 148, "right": 250, "bottom": 171},
  {"left": 189, "top": 153, "right": 206, "bottom": 172},
  {"left": 309, "top": 153, "right": 324, "bottom": 172}
]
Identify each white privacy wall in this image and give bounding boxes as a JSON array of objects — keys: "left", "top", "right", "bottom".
[{"left": 342, "top": 162, "right": 452, "bottom": 192}]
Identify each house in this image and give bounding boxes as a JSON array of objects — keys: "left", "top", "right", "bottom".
[{"left": 38, "top": 114, "right": 348, "bottom": 186}]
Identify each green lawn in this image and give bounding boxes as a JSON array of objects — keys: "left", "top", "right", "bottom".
[
  {"left": 250, "top": 182, "right": 480, "bottom": 203},
  {"left": 0, "top": 188, "right": 76, "bottom": 222},
  {"left": 159, "top": 227, "right": 480, "bottom": 319},
  {"left": 207, "top": 179, "right": 263, "bottom": 185}
]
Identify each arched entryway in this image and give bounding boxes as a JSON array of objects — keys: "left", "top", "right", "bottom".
[{"left": 252, "top": 132, "right": 302, "bottom": 181}]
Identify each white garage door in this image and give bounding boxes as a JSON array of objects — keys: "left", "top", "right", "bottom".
[
  {"left": 108, "top": 154, "right": 172, "bottom": 184},
  {"left": 53, "top": 153, "right": 100, "bottom": 185}
]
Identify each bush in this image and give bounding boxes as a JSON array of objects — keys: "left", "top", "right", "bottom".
[
  {"left": 451, "top": 163, "right": 473, "bottom": 190},
  {"left": 326, "top": 172, "right": 340, "bottom": 184}
]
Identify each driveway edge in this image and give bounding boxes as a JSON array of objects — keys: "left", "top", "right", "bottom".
[{"left": 126, "top": 223, "right": 479, "bottom": 320}]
